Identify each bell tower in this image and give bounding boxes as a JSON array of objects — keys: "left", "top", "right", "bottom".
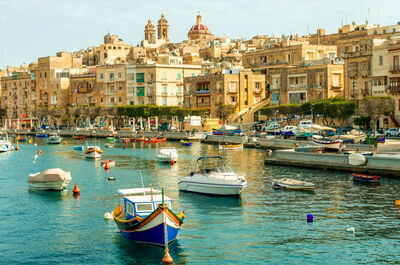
[
  {"left": 144, "top": 18, "right": 155, "bottom": 43},
  {"left": 157, "top": 13, "right": 169, "bottom": 43}
]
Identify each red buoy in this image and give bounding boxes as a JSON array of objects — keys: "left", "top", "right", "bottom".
[
  {"left": 162, "top": 248, "right": 173, "bottom": 264},
  {"left": 38, "top": 149, "right": 42, "bottom": 155},
  {"left": 171, "top": 159, "right": 174, "bottom": 165},
  {"left": 104, "top": 162, "right": 110, "bottom": 170},
  {"left": 73, "top": 184, "right": 80, "bottom": 194},
  {"left": 15, "top": 146, "right": 19, "bottom": 151}
]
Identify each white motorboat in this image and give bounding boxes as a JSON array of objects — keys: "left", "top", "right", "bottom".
[
  {"left": 157, "top": 147, "right": 178, "bottom": 163},
  {"left": 84, "top": 145, "right": 103, "bottom": 159},
  {"left": 272, "top": 178, "right": 315, "bottom": 191},
  {"left": 28, "top": 168, "right": 71, "bottom": 190},
  {"left": 178, "top": 156, "right": 247, "bottom": 196},
  {"left": 0, "top": 133, "right": 14, "bottom": 152},
  {"left": 264, "top": 121, "right": 281, "bottom": 133},
  {"left": 280, "top": 126, "right": 297, "bottom": 136},
  {"left": 298, "top": 120, "right": 313, "bottom": 129},
  {"left": 44, "top": 134, "right": 63, "bottom": 144}
]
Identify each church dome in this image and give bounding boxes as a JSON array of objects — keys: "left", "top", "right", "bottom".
[{"left": 188, "top": 13, "right": 212, "bottom": 39}]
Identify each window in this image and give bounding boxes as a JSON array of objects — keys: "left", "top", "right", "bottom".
[
  {"left": 394, "top": 56, "right": 399, "bottom": 71},
  {"left": 110, "top": 97, "right": 115, "bottom": 103},
  {"left": 162, "top": 72, "right": 167, "bottom": 80},
  {"left": 379, "top": 56, "right": 383, "bottom": 65},
  {"left": 150, "top": 74, "right": 154, "bottom": 82},
  {"left": 345, "top": 47, "right": 349, "bottom": 53},
  {"left": 177, "top": 73, "right": 181, "bottom": 80},
  {"left": 118, "top": 86, "right": 122, "bottom": 91},
  {"left": 101, "top": 97, "right": 103, "bottom": 103},
  {"left": 177, "top": 87, "right": 181, "bottom": 94},
  {"left": 127, "top": 202, "right": 134, "bottom": 214},
  {"left": 118, "top": 72, "right": 121, "bottom": 78},
  {"left": 100, "top": 84, "right": 103, "bottom": 91},
  {"left": 364, "top": 44, "right": 368, "bottom": 51},
  {"left": 119, "top": 97, "right": 122, "bottom": 103},
  {"left": 383, "top": 29, "right": 386, "bottom": 34},
  {"left": 56, "top": 84, "right": 59, "bottom": 90},
  {"left": 109, "top": 73, "right": 115, "bottom": 80},
  {"left": 163, "top": 98, "right": 167, "bottom": 106},
  {"left": 100, "top": 73, "right": 104, "bottom": 79},
  {"left": 137, "top": 87, "right": 145, "bottom": 97},
  {"left": 355, "top": 46, "right": 359, "bottom": 52},
  {"left": 104, "top": 53, "right": 108, "bottom": 59},
  {"left": 163, "top": 87, "right": 167, "bottom": 93},
  {"left": 127, "top": 73, "right": 135, "bottom": 80},
  {"left": 136, "top": 73, "right": 145, "bottom": 83},
  {"left": 44, "top": 72, "right": 47, "bottom": 78},
  {"left": 178, "top": 99, "right": 181, "bottom": 105},
  {"left": 40, "top": 73, "right": 42, "bottom": 78}
]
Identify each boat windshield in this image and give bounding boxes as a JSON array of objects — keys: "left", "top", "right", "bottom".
[{"left": 215, "top": 166, "right": 234, "bottom": 173}]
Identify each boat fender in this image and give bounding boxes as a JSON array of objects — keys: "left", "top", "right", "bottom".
[
  {"left": 307, "top": 214, "right": 313, "bottom": 223},
  {"left": 348, "top": 153, "right": 366, "bottom": 166},
  {"left": 34, "top": 143, "right": 37, "bottom": 146},
  {"left": 345, "top": 227, "right": 355, "bottom": 233},
  {"left": 395, "top": 200, "right": 400, "bottom": 206},
  {"left": 104, "top": 212, "right": 113, "bottom": 220}
]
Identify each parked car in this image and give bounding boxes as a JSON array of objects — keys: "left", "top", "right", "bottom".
[{"left": 385, "top": 128, "right": 400, "bottom": 137}]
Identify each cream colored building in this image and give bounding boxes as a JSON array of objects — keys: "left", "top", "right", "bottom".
[
  {"left": 371, "top": 39, "right": 389, "bottom": 96},
  {"left": 99, "top": 33, "right": 132, "bottom": 65},
  {"left": 37, "top": 52, "right": 83, "bottom": 108},
  {"left": 95, "top": 64, "right": 127, "bottom": 106},
  {"left": 184, "top": 69, "right": 265, "bottom": 119},
  {"left": 388, "top": 35, "right": 400, "bottom": 127},
  {"left": 126, "top": 57, "right": 201, "bottom": 106}
]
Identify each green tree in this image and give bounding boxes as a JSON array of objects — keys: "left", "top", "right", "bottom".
[
  {"left": 277, "top": 104, "right": 300, "bottom": 125},
  {"left": 327, "top": 101, "right": 356, "bottom": 136},
  {"left": 353, "top": 116, "right": 371, "bottom": 131}
]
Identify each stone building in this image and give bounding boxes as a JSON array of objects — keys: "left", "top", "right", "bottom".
[
  {"left": 142, "top": 14, "right": 170, "bottom": 48},
  {"left": 388, "top": 35, "right": 400, "bottom": 127},
  {"left": 268, "top": 59, "right": 344, "bottom": 105},
  {"left": 37, "top": 52, "right": 83, "bottom": 108},
  {"left": 126, "top": 57, "right": 201, "bottom": 106},
  {"left": 95, "top": 64, "right": 127, "bottom": 106},
  {"left": 184, "top": 69, "right": 265, "bottom": 119},
  {"left": 69, "top": 69, "right": 97, "bottom": 106},
  {"left": 99, "top": 33, "right": 132, "bottom": 65}
]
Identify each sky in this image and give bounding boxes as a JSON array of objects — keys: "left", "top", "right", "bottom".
[{"left": 0, "top": 0, "right": 400, "bottom": 68}]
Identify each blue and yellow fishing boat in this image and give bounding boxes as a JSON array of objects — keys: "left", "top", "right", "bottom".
[
  {"left": 180, "top": 140, "right": 192, "bottom": 146},
  {"left": 112, "top": 188, "right": 185, "bottom": 246}
]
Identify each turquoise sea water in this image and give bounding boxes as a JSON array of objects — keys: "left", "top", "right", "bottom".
[{"left": 0, "top": 138, "right": 400, "bottom": 264}]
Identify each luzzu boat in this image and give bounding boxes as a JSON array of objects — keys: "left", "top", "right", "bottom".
[
  {"left": 73, "top": 135, "right": 85, "bottom": 140},
  {"left": 44, "top": 134, "right": 63, "bottom": 144},
  {"left": 112, "top": 188, "right": 185, "bottom": 246},
  {"left": 84, "top": 145, "right": 103, "bottom": 159},
  {"left": 218, "top": 142, "right": 243, "bottom": 150},
  {"left": 145, "top": 137, "right": 167, "bottom": 143},
  {"left": 180, "top": 140, "right": 192, "bottom": 146},
  {"left": 312, "top": 136, "right": 343, "bottom": 151},
  {"left": 352, "top": 173, "right": 380, "bottom": 183},
  {"left": 272, "top": 178, "right": 315, "bottom": 191}
]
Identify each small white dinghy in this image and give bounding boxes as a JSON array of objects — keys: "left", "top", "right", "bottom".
[
  {"left": 272, "top": 178, "right": 315, "bottom": 191},
  {"left": 28, "top": 168, "right": 71, "bottom": 191}
]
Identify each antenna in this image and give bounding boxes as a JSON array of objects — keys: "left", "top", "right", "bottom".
[
  {"left": 377, "top": 4, "right": 380, "bottom": 25},
  {"left": 368, "top": 8, "right": 371, "bottom": 24}
]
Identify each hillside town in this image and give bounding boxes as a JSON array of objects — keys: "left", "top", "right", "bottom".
[{"left": 1, "top": 13, "right": 400, "bottom": 130}]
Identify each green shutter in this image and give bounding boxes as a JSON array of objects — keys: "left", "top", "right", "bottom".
[{"left": 137, "top": 87, "right": 145, "bottom": 97}]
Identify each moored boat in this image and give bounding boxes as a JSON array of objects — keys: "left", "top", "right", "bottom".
[
  {"left": 145, "top": 137, "right": 167, "bottom": 143},
  {"left": 0, "top": 133, "right": 14, "bottom": 152},
  {"left": 180, "top": 140, "right": 192, "bottom": 146},
  {"left": 44, "top": 134, "right": 63, "bottom": 144},
  {"left": 73, "top": 146, "right": 84, "bottom": 151},
  {"left": 157, "top": 147, "right": 178, "bottom": 163},
  {"left": 272, "top": 178, "right": 315, "bottom": 191},
  {"left": 280, "top": 126, "right": 297, "bottom": 136},
  {"left": 312, "top": 136, "right": 343, "bottom": 151},
  {"left": 73, "top": 135, "right": 85, "bottom": 140},
  {"left": 84, "top": 145, "right": 103, "bottom": 159},
  {"left": 28, "top": 168, "right": 71, "bottom": 190},
  {"left": 294, "top": 143, "right": 324, "bottom": 153},
  {"left": 112, "top": 187, "right": 185, "bottom": 246},
  {"left": 218, "top": 143, "right": 243, "bottom": 150},
  {"left": 35, "top": 133, "right": 48, "bottom": 138},
  {"left": 352, "top": 173, "right": 380, "bottom": 183},
  {"left": 178, "top": 156, "right": 247, "bottom": 196}
]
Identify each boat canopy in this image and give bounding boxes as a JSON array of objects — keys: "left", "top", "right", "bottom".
[
  {"left": 218, "top": 124, "right": 237, "bottom": 131},
  {"left": 118, "top": 187, "right": 161, "bottom": 195}
]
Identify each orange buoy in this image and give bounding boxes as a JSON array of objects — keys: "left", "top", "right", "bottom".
[
  {"left": 63, "top": 141, "right": 67, "bottom": 145},
  {"left": 162, "top": 248, "right": 173, "bottom": 264},
  {"left": 73, "top": 184, "right": 80, "bottom": 194},
  {"left": 15, "top": 146, "right": 19, "bottom": 151},
  {"left": 104, "top": 162, "right": 110, "bottom": 170},
  {"left": 108, "top": 177, "right": 115, "bottom": 181},
  {"left": 38, "top": 149, "right": 42, "bottom": 155},
  {"left": 396, "top": 200, "right": 400, "bottom": 206},
  {"left": 171, "top": 159, "right": 174, "bottom": 165}
]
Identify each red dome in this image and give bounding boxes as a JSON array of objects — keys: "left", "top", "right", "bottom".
[
  {"left": 190, "top": 24, "right": 209, "bottom": 32},
  {"left": 188, "top": 13, "right": 212, "bottom": 36}
]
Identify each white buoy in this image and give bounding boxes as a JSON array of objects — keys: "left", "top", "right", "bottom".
[
  {"left": 104, "top": 212, "right": 113, "bottom": 220},
  {"left": 32, "top": 161, "right": 36, "bottom": 164},
  {"left": 34, "top": 143, "right": 37, "bottom": 147},
  {"left": 34, "top": 154, "right": 38, "bottom": 160},
  {"left": 346, "top": 227, "right": 355, "bottom": 233}
]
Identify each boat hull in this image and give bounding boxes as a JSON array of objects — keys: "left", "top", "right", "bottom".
[
  {"left": 272, "top": 179, "right": 314, "bottom": 191},
  {"left": 0, "top": 143, "right": 14, "bottom": 152},
  {"left": 157, "top": 155, "right": 178, "bottom": 163},
  {"left": 352, "top": 173, "right": 380, "bottom": 183},
  {"left": 178, "top": 180, "right": 246, "bottom": 196},
  {"left": 113, "top": 206, "right": 182, "bottom": 246},
  {"left": 312, "top": 138, "right": 342, "bottom": 150},
  {"left": 28, "top": 181, "right": 70, "bottom": 191},
  {"left": 219, "top": 145, "right": 243, "bottom": 150}
]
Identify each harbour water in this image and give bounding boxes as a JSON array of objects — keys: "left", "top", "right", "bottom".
[{"left": 0, "top": 138, "right": 400, "bottom": 264}]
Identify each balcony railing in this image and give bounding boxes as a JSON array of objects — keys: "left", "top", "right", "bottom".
[
  {"left": 254, "top": 88, "right": 263, "bottom": 94},
  {"left": 161, "top": 92, "right": 168, "bottom": 97},
  {"left": 228, "top": 88, "right": 238, "bottom": 93},
  {"left": 197, "top": 102, "right": 210, "bottom": 107},
  {"left": 196, "top": 90, "right": 210, "bottom": 94},
  {"left": 105, "top": 90, "right": 115, "bottom": 95}
]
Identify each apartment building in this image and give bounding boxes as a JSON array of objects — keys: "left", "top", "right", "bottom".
[
  {"left": 69, "top": 70, "right": 96, "bottom": 106},
  {"left": 388, "top": 35, "right": 400, "bottom": 127},
  {"left": 184, "top": 69, "right": 265, "bottom": 118},
  {"left": 96, "top": 64, "right": 127, "bottom": 106},
  {"left": 126, "top": 55, "right": 201, "bottom": 106},
  {"left": 269, "top": 59, "right": 344, "bottom": 105}
]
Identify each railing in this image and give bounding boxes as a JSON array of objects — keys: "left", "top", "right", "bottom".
[
  {"left": 196, "top": 90, "right": 210, "bottom": 94},
  {"left": 197, "top": 103, "right": 210, "bottom": 107},
  {"left": 228, "top": 88, "right": 238, "bottom": 93},
  {"left": 105, "top": 90, "right": 115, "bottom": 95}
]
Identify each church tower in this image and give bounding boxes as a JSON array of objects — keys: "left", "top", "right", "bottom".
[
  {"left": 157, "top": 13, "right": 169, "bottom": 43},
  {"left": 144, "top": 18, "right": 155, "bottom": 43}
]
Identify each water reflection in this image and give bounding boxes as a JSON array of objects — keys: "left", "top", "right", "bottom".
[{"left": 113, "top": 233, "right": 187, "bottom": 265}]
